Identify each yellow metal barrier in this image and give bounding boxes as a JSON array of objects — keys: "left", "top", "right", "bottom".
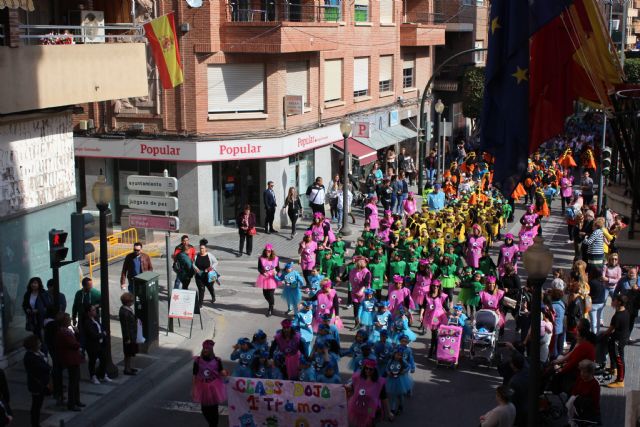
[{"left": 87, "top": 228, "right": 139, "bottom": 279}]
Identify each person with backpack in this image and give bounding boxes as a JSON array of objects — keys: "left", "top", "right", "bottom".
[
  {"left": 306, "top": 177, "right": 326, "bottom": 216},
  {"left": 172, "top": 235, "right": 196, "bottom": 289}
]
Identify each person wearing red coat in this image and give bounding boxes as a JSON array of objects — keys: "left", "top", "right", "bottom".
[{"left": 55, "top": 313, "right": 84, "bottom": 411}]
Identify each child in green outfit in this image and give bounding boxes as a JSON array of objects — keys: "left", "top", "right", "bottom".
[{"left": 368, "top": 254, "right": 387, "bottom": 301}]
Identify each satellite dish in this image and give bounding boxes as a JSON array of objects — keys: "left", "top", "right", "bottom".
[{"left": 186, "top": 0, "right": 203, "bottom": 7}]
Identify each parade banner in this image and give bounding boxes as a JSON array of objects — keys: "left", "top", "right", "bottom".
[{"left": 227, "top": 377, "right": 348, "bottom": 427}]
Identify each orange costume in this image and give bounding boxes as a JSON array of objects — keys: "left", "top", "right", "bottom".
[
  {"left": 581, "top": 148, "right": 597, "bottom": 170},
  {"left": 558, "top": 148, "right": 577, "bottom": 168}
]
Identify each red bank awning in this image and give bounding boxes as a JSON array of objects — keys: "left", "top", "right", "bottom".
[{"left": 333, "top": 138, "right": 377, "bottom": 166}]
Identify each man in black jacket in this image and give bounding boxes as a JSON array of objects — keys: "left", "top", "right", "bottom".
[{"left": 263, "top": 181, "right": 278, "bottom": 234}]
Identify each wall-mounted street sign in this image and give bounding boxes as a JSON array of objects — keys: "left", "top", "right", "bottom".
[
  {"left": 127, "top": 195, "right": 178, "bottom": 212},
  {"left": 127, "top": 175, "right": 178, "bottom": 193},
  {"left": 129, "top": 214, "right": 180, "bottom": 232}
]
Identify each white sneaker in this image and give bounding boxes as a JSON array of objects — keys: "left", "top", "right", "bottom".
[
  {"left": 91, "top": 375, "right": 100, "bottom": 385},
  {"left": 101, "top": 376, "right": 114, "bottom": 383},
  {"left": 566, "top": 239, "right": 573, "bottom": 244}
]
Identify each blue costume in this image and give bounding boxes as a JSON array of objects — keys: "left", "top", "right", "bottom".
[
  {"left": 390, "top": 312, "right": 416, "bottom": 343},
  {"left": 357, "top": 295, "right": 378, "bottom": 332},
  {"left": 371, "top": 304, "right": 392, "bottom": 342},
  {"left": 316, "top": 373, "right": 342, "bottom": 384},
  {"left": 342, "top": 331, "right": 368, "bottom": 371},
  {"left": 398, "top": 344, "right": 416, "bottom": 373},
  {"left": 277, "top": 265, "right": 305, "bottom": 313},
  {"left": 251, "top": 330, "right": 269, "bottom": 354},
  {"left": 230, "top": 339, "right": 254, "bottom": 378},
  {"left": 385, "top": 358, "right": 413, "bottom": 413},
  {"left": 374, "top": 337, "right": 393, "bottom": 377},
  {"left": 312, "top": 345, "right": 340, "bottom": 375},
  {"left": 293, "top": 305, "right": 315, "bottom": 356}
]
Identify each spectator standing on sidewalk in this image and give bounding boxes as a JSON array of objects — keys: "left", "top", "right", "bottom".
[
  {"left": 24, "top": 334, "right": 48, "bottom": 427},
  {"left": 237, "top": 204, "right": 256, "bottom": 257},
  {"left": 71, "top": 278, "right": 100, "bottom": 354},
  {"left": 119, "top": 293, "right": 138, "bottom": 376},
  {"left": 581, "top": 171, "right": 594, "bottom": 207},
  {"left": 172, "top": 236, "right": 195, "bottom": 289},
  {"left": 55, "top": 313, "right": 84, "bottom": 412},
  {"left": 193, "top": 239, "right": 219, "bottom": 308},
  {"left": 306, "top": 177, "right": 326, "bottom": 216},
  {"left": 84, "top": 305, "right": 113, "bottom": 385},
  {"left": 282, "top": 187, "right": 303, "bottom": 239},
  {"left": 22, "top": 277, "right": 49, "bottom": 345},
  {"left": 120, "top": 242, "right": 153, "bottom": 293},
  {"left": 604, "top": 295, "right": 630, "bottom": 388},
  {"left": 263, "top": 181, "right": 278, "bottom": 234}
]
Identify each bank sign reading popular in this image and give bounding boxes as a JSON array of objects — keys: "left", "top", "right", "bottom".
[
  {"left": 227, "top": 377, "right": 347, "bottom": 427},
  {"left": 74, "top": 123, "right": 342, "bottom": 163}
]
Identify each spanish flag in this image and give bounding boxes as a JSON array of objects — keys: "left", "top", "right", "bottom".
[{"left": 144, "top": 13, "right": 184, "bottom": 89}]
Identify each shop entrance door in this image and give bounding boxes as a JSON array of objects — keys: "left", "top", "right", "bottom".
[{"left": 219, "top": 160, "right": 261, "bottom": 225}]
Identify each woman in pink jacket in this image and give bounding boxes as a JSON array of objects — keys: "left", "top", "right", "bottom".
[{"left": 256, "top": 244, "right": 280, "bottom": 317}]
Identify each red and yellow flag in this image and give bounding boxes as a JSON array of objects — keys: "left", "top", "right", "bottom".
[{"left": 144, "top": 13, "right": 184, "bottom": 89}]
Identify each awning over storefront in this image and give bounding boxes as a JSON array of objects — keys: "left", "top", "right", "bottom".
[
  {"left": 354, "top": 124, "right": 417, "bottom": 151},
  {"left": 333, "top": 138, "right": 378, "bottom": 166}
]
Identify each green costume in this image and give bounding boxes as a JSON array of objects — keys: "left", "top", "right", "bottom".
[{"left": 369, "top": 261, "right": 386, "bottom": 291}]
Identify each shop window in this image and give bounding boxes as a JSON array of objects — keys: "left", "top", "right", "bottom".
[{"left": 208, "top": 63, "right": 265, "bottom": 114}]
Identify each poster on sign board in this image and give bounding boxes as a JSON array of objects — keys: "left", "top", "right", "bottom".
[
  {"left": 168, "top": 289, "right": 197, "bottom": 319},
  {"left": 227, "top": 377, "right": 348, "bottom": 427}
]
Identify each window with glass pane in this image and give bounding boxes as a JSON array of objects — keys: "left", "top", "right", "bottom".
[
  {"left": 323, "top": 0, "right": 342, "bottom": 21},
  {"left": 474, "top": 41, "right": 485, "bottom": 63},
  {"left": 380, "top": 0, "right": 393, "bottom": 23},
  {"left": 402, "top": 55, "right": 415, "bottom": 88},
  {"left": 354, "top": 0, "right": 369, "bottom": 22},
  {"left": 324, "top": 59, "right": 343, "bottom": 102},
  {"left": 379, "top": 55, "right": 393, "bottom": 93},
  {"left": 353, "top": 57, "right": 369, "bottom": 97}
]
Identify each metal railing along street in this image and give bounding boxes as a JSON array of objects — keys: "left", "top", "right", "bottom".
[{"left": 87, "top": 228, "right": 139, "bottom": 279}]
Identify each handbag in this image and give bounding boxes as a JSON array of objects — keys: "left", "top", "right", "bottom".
[
  {"left": 136, "top": 319, "right": 146, "bottom": 344},
  {"left": 247, "top": 227, "right": 257, "bottom": 236},
  {"left": 502, "top": 296, "right": 517, "bottom": 309}
]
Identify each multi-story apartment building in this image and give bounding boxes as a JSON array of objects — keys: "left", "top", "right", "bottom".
[
  {"left": 68, "top": 0, "right": 445, "bottom": 233},
  {"left": 431, "top": 0, "right": 488, "bottom": 137},
  {"left": 0, "top": 1, "right": 147, "bottom": 357}
]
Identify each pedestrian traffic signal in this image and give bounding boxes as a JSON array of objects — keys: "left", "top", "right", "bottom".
[
  {"left": 602, "top": 146, "right": 612, "bottom": 176},
  {"left": 71, "top": 212, "right": 95, "bottom": 261},
  {"left": 49, "top": 229, "right": 69, "bottom": 268}
]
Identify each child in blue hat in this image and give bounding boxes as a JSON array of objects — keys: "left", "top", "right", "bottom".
[{"left": 276, "top": 262, "right": 304, "bottom": 315}]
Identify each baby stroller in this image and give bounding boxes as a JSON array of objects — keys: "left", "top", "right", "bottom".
[{"left": 470, "top": 309, "right": 500, "bottom": 366}]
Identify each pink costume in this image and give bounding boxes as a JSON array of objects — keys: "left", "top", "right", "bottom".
[
  {"left": 191, "top": 357, "right": 226, "bottom": 405},
  {"left": 388, "top": 287, "right": 415, "bottom": 314},
  {"left": 377, "top": 227, "right": 390, "bottom": 243},
  {"left": 310, "top": 223, "right": 327, "bottom": 245},
  {"left": 479, "top": 290, "right": 505, "bottom": 328},
  {"left": 273, "top": 331, "right": 301, "bottom": 380},
  {"left": 520, "top": 213, "right": 540, "bottom": 237},
  {"left": 349, "top": 268, "right": 372, "bottom": 304},
  {"left": 365, "top": 202, "right": 379, "bottom": 230},
  {"left": 348, "top": 374, "right": 386, "bottom": 427},
  {"left": 497, "top": 243, "right": 518, "bottom": 277},
  {"left": 403, "top": 198, "right": 417, "bottom": 217},
  {"left": 518, "top": 230, "right": 535, "bottom": 253},
  {"left": 411, "top": 273, "right": 432, "bottom": 306},
  {"left": 422, "top": 294, "right": 448, "bottom": 331},
  {"left": 466, "top": 236, "right": 486, "bottom": 269},
  {"left": 312, "top": 289, "right": 342, "bottom": 331},
  {"left": 560, "top": 177, "right": 573, "bottom": 198},
  {"left": 255, "top": 256, "right": 279, "bottom": 289},
  {"left": 299, "top": 241, "right": 318, "bottom": 270}
]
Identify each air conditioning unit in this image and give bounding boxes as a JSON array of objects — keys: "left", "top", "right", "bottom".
[{"left": 81, "top": 11, "right": 105, "bottom": 44}]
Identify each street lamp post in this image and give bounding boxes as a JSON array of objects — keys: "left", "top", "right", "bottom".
[
  {"left": 434, "top": 99, "right": 445, "bottom": 183},
  {"left": 91, "top": 173, "right": 119, "bottom": 378},
  {"left": 340, "top": 119, "right": 353, "bottom": 236},
  {"left": 522, "top": 236, "right": 554, "bottom": 427}
]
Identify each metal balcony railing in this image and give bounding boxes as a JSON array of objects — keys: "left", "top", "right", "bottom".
[
  {"left": 18, "top": 23, "right": 145, "bottom": 45},
  {"left": 227, "top": 1, "right": 342, "bottom": 23},
  {"left": 402, "top": 12, "right": 437, "bottom": 24}
]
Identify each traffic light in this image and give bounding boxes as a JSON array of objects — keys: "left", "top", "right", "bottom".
[
  {"left": 601, "top": 146, "right": 612, "bottom": 176},
  {"left": 71, "top": 212, "right": 95, "bottom": 261},
  {"left": 426, "top": 121, "right": 434, "bottom": 142},
  {"left": 49, "top": 229, "right": 69, "bottom": 268}
]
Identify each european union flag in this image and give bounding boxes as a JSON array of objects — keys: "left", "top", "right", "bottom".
[{"left": 480, "top": 0, "right": 530, "bottom": 196}]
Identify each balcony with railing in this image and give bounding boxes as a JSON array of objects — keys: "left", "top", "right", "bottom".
[
  {"left": 222, "top": 0, "right": 340, "bottom": 53},
  {"left": 400, "top": 12, "right": 446, "bottom": 46},
  {"left": 0, "top": 23, "right": 148, "bottom": 115}
]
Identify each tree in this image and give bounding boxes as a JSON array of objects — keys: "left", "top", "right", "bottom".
[
  {"left": 462, "top": 67, "right": 485, "bottom": 134},
  {"left": 624, "top": 58, "right": 640, "bottom": 83}
]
